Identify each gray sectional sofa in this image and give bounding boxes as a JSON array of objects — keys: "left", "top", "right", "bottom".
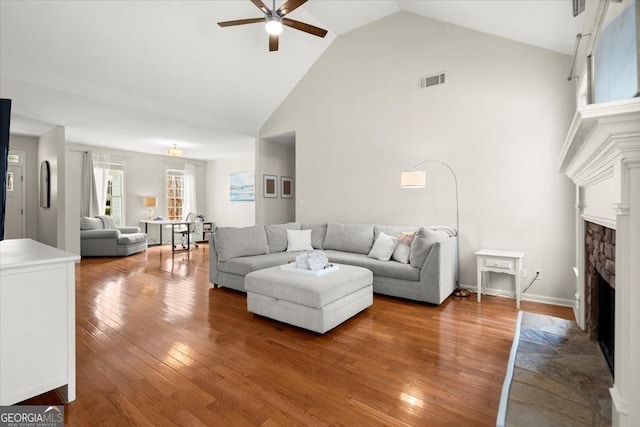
[{"left": 209, "top": 222, "right": 457, "bottom": 305}]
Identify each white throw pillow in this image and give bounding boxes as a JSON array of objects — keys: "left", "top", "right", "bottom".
[
  {"left": 367, "top": 232, "right": 399, "bottom": 261},
  {"left": 286, "top": 229, "right": 314, "bottom": 252},
  {"left": 392, "top": 231, "right": 415, "bottom": 264}
]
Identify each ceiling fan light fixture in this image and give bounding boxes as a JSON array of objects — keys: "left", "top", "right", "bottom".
[{"left": 265, "top": 17, "right": 283, "bottom": 35}]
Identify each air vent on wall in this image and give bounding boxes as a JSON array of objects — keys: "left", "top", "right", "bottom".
[{"left": 419, "top": 72, "right": 445, "bottom": 90}]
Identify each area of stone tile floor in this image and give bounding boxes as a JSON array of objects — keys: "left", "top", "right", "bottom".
[{"left": 506, "top": 312, "right": 613, "bottom": 427}]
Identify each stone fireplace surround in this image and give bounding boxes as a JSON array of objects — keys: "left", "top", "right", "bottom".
[
  {"left": 584, "top": 221, "right": 615, "bottom": 340},
  {"left": 558, "top": 97, "right": 640, "bottom": 427}
]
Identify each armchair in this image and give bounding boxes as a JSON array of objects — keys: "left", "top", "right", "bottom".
[{"left": 80, "top": 216, "right": 148, "bottom": 256}]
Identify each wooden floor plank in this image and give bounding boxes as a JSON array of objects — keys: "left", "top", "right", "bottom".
[{"left": 17, "top": 243, "right": 573, "bottom": 426}]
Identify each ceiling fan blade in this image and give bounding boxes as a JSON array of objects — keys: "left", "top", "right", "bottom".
[
  {"left": 277, "top": 0, "right": 307, "bottom": 16},
  {"left": 250, "top": 0, "right": 270, "bottom": 14},
  {"left": 218, "top": 18, "right": 264, "bottom": 27},
  {"left": 269, "top": 34, "right": 279, "bottom": 52},
  {"left": 282, "top": 18, "right": 328, "bottom": 38}
]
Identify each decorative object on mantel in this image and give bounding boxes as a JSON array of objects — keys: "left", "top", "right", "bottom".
[
  {"left": 263, "top": 174, "right": 277, "bottom": 198},
  {"left": 142, "top": 197, "right": 157, "bottom": 219},
  {"left": 400, "top": 159, "right": 465, "bottom": 296},
  {"left": 167, "top": 144, "right": 183, "bottom": 157},
  {"left": 281, "top": 176, "right": 293, "bottom": 198}
]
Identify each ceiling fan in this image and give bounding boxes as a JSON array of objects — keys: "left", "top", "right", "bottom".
[{"left": 217, "top": 0, "right": 328, "bottom": 52}]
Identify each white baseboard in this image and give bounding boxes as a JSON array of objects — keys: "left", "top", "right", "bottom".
[
  {"left": 459, "top": 284, "right": 574, "bottom": 308},
  {"left": 610, "top": 385, "right": 629, "bottom": 427}
]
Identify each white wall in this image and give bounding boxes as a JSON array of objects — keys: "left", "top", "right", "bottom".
[
  {"left": 259, "top": 12, "right": 577, "bottom": 305},
  {"left": 255, "top": 137, "right": 295, "bottom": 224},
  {"left": 206, "top": 154, "right": 255, "bottom": 227},
  {"left": 66, "top": 143, "right": 207, "bottom": 245},
  {"left": 8, "top": 134, "right": 38, "bottom": 239}
]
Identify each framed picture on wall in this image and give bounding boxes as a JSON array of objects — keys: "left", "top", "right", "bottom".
[
  {"left": 263, "top": 174, "right": 277, "bottom": 198},
  {"left": 281, "top": 176, "right": 293, "bottom": 199},
  {"left": 229, "top": 171, "right": 255, "bottom": 202}
]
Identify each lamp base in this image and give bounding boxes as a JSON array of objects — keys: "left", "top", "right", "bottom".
[
  {"left": 454, "top": 288, "right": 470, "bottom": 297},
  {"left": 147, "top": 208, "right": 154, "bottom": 220}
]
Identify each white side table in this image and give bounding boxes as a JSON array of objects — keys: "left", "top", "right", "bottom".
[{"left": 476, "top": 249, "right": 525, "bottom": 308}]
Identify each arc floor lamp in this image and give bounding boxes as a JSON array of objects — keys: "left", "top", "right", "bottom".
[{"left": 401, "top": 160, "right": 462, "bottom": 292}]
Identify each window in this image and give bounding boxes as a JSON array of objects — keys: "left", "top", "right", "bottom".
[
  {"left": 166, "top": 169, "right": 184, "bottom": 220},
  {"left": 105, "top": 169, "right": 124, "bottom": 227},
  {"left": 93, "top": 155, "right": 125, "bottom": 227}
]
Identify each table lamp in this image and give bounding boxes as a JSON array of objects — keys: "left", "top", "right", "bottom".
[{"left": 143, "top": 197, "right": 158, "bottom": 219}]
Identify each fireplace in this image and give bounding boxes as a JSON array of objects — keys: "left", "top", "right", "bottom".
[
  {"left": 584, "top": 221, "right": 615, "bottom": 375},
  {"left": 558, "top": 97, "right": 640, "bottom": 426}
]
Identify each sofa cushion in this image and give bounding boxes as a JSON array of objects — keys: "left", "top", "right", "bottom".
[
  {"left": 286, "top": 229, "right": 314, "bottom": 252},
  {"left": 81, "top": 217, "right": 103, "bottom": 231},
  {"left": 117, "top": 233, "right": 147, "bottom": 245},
  {"left": 410, "top": 227, "right": 450, "bottom": 268},
  {"left": 218, "top": 252, "right": 300, "bottom": 276},
  {"left": 323, "top": 223, "right": 374, "bottom": 255},
  {"left": 214, "top": 225, "right": 269, "bottom": 262},
  {"left": 367, "top": 232, "right": 399, "bottom": 261},
  {"left": 302, "top": 223, "right": 327, "bottom": 249},
  {"left": 265, "top": 222, "right": 301, "bottom": 253},
  {"left": 324, "top": 250, "right": 420, "bottom": 282}
]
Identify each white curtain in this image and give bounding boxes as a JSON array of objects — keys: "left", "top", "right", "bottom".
[
  {"left": 80, "top": 152, "right": 100, "bottom": 217},
  {"left": 183, "top": 163, "right": 197, "bottom": 220},
  {"left": 92, "top": 153, "right": 111, "bottom": 216}
]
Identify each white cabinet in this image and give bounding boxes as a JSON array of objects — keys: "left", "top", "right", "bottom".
[{"left": 0, "top": 239, "right": 79, "bottom": 405}]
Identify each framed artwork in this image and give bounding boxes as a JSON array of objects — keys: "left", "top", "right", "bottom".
[
  {"left": 229, "top": 171, "right": 255, "bottom": 202},
  {"left": 263, "top": 174, "right": 277, "bottom": 198},
  {"left": 281, "top": 176, "right": 293, "bottom": 199}
]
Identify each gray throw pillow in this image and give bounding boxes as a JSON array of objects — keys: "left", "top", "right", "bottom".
[
  {"left": 323, "top": 222, "right": 374, "bottom": 255},
  {"left": 265, "top": 222, "right": 301, "bottom": 253},
  {"left": 410, "top": 227, "right": 450, "bottom": 267},
  {"left": 214, "top": 225, "right": 269, "bottom": 261},
  {"left": 302, "top": 223, "right": 328, "bottom": 249}
]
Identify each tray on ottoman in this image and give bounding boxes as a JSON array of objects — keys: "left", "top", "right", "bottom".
[{"left": 245, "top": 263, "right": 373, "bottom": 334}]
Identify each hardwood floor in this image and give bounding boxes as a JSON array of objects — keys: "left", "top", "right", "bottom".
[{"left": 22, "top": 244, "right": 572, "bottom": 426}]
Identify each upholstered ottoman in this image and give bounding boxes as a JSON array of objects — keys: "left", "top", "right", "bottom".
[{"left": 245, "top": 264, "right": 373, "bottom": 334}]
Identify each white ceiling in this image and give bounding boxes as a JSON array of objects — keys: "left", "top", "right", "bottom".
[{"left": 0, "top": 0, "right": 585, "bottom": 160}]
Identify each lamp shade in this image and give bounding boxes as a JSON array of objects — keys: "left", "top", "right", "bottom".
[
  {"left": 143, "top": 197, "right": 158, "bottom": 208},
  {"left": 167, "top": 145, "right": 183, "bottom": 157},
  {"left": 400, "top": 170, "right": 426, "bottom": 188}
]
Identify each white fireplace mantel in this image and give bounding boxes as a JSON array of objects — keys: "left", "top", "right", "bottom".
[{"left": 558, "top": 97, "right": 640, "bottom": 427}]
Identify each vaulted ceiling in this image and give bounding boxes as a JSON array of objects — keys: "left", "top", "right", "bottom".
[{"left": 0, "top": 1, "right": 585, "bottom": 160}]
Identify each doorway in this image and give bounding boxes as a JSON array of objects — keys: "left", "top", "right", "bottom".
[{"left": 5, "top": 151, "right": 26, "bottom": 239}]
